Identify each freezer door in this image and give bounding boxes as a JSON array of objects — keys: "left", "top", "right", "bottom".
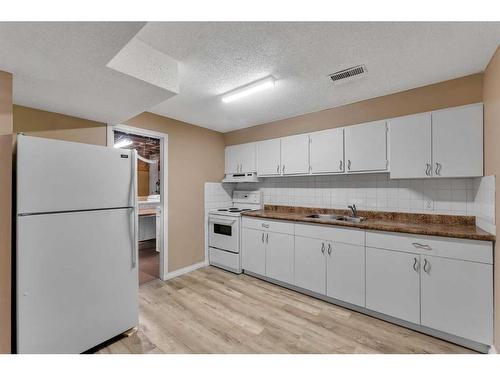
[
  {"left": 17, "top": 135, "right": 135, "bottom": 214},
  {"left": 17, "top": 208, "right": 138, "bottom": 354}
]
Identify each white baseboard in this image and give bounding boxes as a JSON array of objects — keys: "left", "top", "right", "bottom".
[
  {"left": 488, "top": 345, "right": 497, "bottom": 354},
  {"left": 163, "top": 260, "right": 208, "bottom": 281}
]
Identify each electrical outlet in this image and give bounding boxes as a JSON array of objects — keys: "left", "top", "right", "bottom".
[{"left": 425, "top": 199, "right": 433, "bottom": 210}]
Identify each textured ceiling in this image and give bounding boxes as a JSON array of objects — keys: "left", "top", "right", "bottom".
[
  {"left": 1, "top": 22, "right": 499, "bottom": 131},
  {"left": 138, "top": 22, "right": 500, "bottom": 132},
  {"left": 0, "top": 22, "right": 176, "bottom": 124}
]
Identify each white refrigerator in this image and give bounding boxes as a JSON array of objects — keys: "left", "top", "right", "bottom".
[{"left": 16, "top": 135, "right": 139, "bottom": 354}]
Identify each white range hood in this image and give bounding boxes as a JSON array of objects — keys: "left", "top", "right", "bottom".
[{"left": 222, "top": 172, "right": 260, "bottom": 183}]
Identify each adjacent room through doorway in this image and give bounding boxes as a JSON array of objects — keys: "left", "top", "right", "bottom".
[{"left": 113, "top": 130, "right": 162, "bottom": 285}]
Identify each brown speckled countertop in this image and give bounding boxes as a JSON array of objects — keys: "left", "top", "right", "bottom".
[{"left": 241, "top": 205, "right": 495, "bottom": 242}]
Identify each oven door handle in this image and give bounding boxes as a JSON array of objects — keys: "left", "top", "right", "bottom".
[{"left": 209, "top": 217, "right": 237, "bottom": 226}]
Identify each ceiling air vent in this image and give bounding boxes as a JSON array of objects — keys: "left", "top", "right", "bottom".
[{"left": 328, "top": 65, "right": 367, "bottom": 84}]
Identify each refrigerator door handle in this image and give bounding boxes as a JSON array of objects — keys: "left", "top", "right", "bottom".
[{"left": 132, "top": 149, "right": 138, "bottom": 268}]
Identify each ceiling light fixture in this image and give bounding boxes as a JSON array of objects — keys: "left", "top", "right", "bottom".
[
  {"left": 221, "top": 76, "right": 276, "bottom": 103},
  {"left": 113, "top": 139, "right": 132, "bottom": 148}
]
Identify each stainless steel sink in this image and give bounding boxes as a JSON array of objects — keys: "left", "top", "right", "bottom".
[{"left": 306, "top": 214, "right": 366, "bottom": 223}]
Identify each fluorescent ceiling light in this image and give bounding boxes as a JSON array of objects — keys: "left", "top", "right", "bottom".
[
  {"left": 222, "top": 76, "right": 276, "bottom": 103},
  {"left": 114, "top": 139, "right": 132, "bottom": 148}
]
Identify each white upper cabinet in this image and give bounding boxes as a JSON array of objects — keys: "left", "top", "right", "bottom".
[
  {"left": 257, "top": 138, "right": 281, "bottom": 176},
  {"left": 345, "top": 120, "right": 388, "bottom": 173},
  {"left": 432, "top": 104, "right": 483, "bottom": 178},
  {"left": 224, "top": 145, "right": 239, "bottom": 174},
  {"left": 389, "top": 113, "right": 432, "bottom": 179},
  {"left": 280, "top": 134, "right": 310, "bottom": 175},
  {"left": 309, "top": 128, "right": 344, "bottom": 174},
  {"left": 224, "top": 143, "right": 256, "bottom": 174},
  {"left": 239, "top": 142, "right": 257, "bottom": 173}
]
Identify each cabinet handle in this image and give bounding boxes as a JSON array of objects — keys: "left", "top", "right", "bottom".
[
  {"left": 276, "top": 164, "right": 280, "bottom": 173},
  {"left": 423, "top": 258, "right": 430, "bottom": 273},
  {"left": 261, "top": 232, "right": 264, "bottom": 243},
  {"left": 321, "top": 242, "right": 325, "bottom": 254},
  {"left": 339, "top": 160, "right": 343, "bottom": 171},
  {"left": 425, "top": 163, "right": 431, "bottom": 176},
  {"left": 266, "top": 233, "right": 269, "bottom": 244},
  {"left": 262, "top": 223, "right": 269, "bottom": 228},
  {"left": 347, "top": 160, "right": 351, "bottom": 170},
  {"left": 282, "top": 165, "right": 285, "bottom": 174},
  {"left": 412, "top": 242, "right": 432, "bottom": 250},
  {"left": 412, "top": 257, "right": 419, "bottom": 272},
  {"left": 327, "top": 243, "right": 332, "bottom": 255},
  {"left": 435, "top": 162, "right": 442, "bottom": 176}
]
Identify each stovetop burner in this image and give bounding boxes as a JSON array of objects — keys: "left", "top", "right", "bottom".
[{"left": 217, "top": 207, "right": 253, "bottom": 213}]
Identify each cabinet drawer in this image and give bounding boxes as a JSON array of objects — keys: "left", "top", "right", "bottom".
[
  {"left": 295, "top": 223, "right": 364, "bottom": 246},
  {"left": 366, "top": 230, "right": 492, "bottom": 264},
  {"left": 242, "top": 217, "right": 294, "bottom": 235}
]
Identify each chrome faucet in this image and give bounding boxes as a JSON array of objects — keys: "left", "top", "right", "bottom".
[{"left": 348, "top": 204, "right": 358, "bottom": 218}]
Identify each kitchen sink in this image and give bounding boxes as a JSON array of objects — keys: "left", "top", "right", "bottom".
[{"left": 306, "top": 214, "right": 366, "bottom": 223}]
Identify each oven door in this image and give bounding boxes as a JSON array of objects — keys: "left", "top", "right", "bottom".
[{"left": 209, "top": 215, "right": 239, "bottom": 253}]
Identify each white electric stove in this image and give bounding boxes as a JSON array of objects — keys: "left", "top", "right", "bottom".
[{"left": 208, "top": 190, "right": 262, "bottom": 273}]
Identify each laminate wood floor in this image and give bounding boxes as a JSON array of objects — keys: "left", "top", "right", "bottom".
[{"left": 96, "top": 266, "right": 475, "bottom": 354}]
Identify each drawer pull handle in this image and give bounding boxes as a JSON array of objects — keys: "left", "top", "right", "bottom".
[
  {"left": 412, "top": 242, "right": 432, "bottom": 250},
  {"left": 423, "top": 258, "right": 430, "bottom": 273},
  {"left": 262, "top": 223, "right": 269, "bottom": 228}
]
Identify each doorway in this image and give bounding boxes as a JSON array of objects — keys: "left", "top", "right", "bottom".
[{"left": 107, "top": 124, "right": 168, "bottom": 282}]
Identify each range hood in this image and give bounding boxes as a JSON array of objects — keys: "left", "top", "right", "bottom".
[{"left": 222, "top": 172, "right": 260, "bottom": 183}]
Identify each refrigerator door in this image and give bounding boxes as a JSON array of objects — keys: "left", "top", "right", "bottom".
[
  {"left": 17, "top": 135, "right": 135, "bottom": 214},
  {"left": 17, "top": 208, "right": 138, "bottom": 354}
]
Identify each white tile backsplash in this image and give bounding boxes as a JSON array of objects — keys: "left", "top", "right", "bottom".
[{"left": 232, "top": 173, "right": 495, "bottom": 234}]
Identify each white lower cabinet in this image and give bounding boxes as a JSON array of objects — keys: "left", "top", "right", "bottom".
[
  {"left": 294, "top": 236, "right": 326, "bottom": 295},
  {"left": 241, "top": 228, "right": 266, "bottom": 275},
  {"left": 366, "top": 247, "right": 420, "bottom": 324},
  {"left": 326, "top": 242, "right": 365, "bottom": 307},
  {"left": 420, "top": 255, "right": 493, "bottom": 344},
  {"left": 265, "top": 232, "right": 294, "bottom": 285},
  {"left": 242, "top": 218, "right": 494, "bottom": 349}
]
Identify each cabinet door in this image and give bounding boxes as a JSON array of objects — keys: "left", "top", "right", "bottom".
[
  {"left": 294, "top": 236, "right": 326, "bottom": 295},
  {"left": 241, "top": 228, "right": 266, "bottom": 275},
  {"left": 421, "top": 255, "right": 493, "bottom": 344},
  {"left": 239, "top": 142, "right": 257, "bottom": 173},
  {"left": 310, "top": 128, "right": 344, "bottom": 174},
  {"left": 257, "top": 139, "right": 281, "bottom": 176},
  {"left": 432, "top": 104, "right": 483, "bottom": 177},
  {"left": 389, "top": 113, "right": 432, "bottom": 179},
  {"left": 281, "top": 134, "right": 310, "bottom": 175},
  {"left": 224, "top": 145, "right": 239, "bottom": 174},
  {"left": 265, "top": 232, "right": 294, "bottom": 284},
  {"left": 345, "top": 120, "right": 388, "bottom": 172},
  {"left": 366, "top": 247, "right": 420, "bottom": 324},
  {"left": 326, "top": 242, "right": 365, "bottom": 307}
]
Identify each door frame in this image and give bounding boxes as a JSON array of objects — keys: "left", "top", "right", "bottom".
[{"left": 106, "top": 124, "right": 169, "bottom": 281}]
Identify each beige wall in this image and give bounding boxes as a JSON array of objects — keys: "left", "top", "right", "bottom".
[
  {"left": 0, "top": 71, "right": 13, "bottom": 354},
  {"left": 12, "top": 107, "right": 225, "bottom": 273},
  {"left": 224, "top": 73, "right": 483, "bottom": 145},
  {"left": 124, "top": 112, "right": 225, "bottom": 271},
  {"left": 483, "top": 45, "right": 500, "bottom": 349},
  {"left": 13, "top": 105, "right": 106, "bottom": 145}
]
